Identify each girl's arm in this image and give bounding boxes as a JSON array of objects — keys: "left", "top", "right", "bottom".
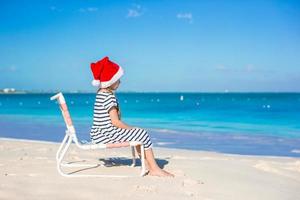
[{"left": 109, "top": 107, "right": 133, "bottom": 129}]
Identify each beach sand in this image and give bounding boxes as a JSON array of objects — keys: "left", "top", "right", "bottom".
[{"left": 0, "top": 138, "right": 299, "bottom": 200}]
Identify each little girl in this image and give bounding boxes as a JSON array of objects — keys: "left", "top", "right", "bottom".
[{"left": 90, "top": 56, "right": 173, "bottom": 177}]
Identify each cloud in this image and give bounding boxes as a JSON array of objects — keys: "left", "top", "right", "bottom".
[
  {"left": 177, "top": 12, "right": 193, "bottom": 24},
  {"left": 216, "top": 64, "right": 251, "bottom": 72},
  {"left": 9, "top": 65, "right": 16, "bottom": 72},
  {"left": 216, "top": 64, "right": 227, "bottom": 71},
  {"left": 50, "top": 6, "right": 62, "bottom": 12},
  {"left": 127, "top": 4, "right": 143, "bottom": 18},
  {"left": 50, "top": 6, "right": 56, "bottom": 11},
  {"left": 0, "top": 65, "right": 17, "bottom": 73},
  {"left": 127, "top": 9, "right": 141, "bottom": 18},
  {"left": 245, "top": 64, "right": 254, "bottom": 72},
  {"left": 79, "top": 7, "right": 98, "bottom": 13},
  {"left": 215, "top": 64, "right": 274, "bottom": 73}
]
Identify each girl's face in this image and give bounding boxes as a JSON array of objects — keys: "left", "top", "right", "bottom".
[{"left": 110, "top": 79, "right": 121, "bottom": 90}]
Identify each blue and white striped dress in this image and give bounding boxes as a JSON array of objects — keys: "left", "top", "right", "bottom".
[{"left": 90, "top": 91, "right": 153, "bottom": 150}]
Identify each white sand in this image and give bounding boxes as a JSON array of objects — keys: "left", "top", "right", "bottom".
[{"left": 0, "top": 138, "right": 300, "bottom": 200}]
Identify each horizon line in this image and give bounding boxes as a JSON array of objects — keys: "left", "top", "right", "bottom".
[{"left": 1, "top": 89, "right": 300, "bottom": 94}]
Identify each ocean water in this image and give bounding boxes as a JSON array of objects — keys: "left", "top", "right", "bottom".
[{"left": 0, "top": 92, "right": 300, "bottom": 157}]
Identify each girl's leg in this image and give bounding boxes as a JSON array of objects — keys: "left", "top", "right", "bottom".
[
  {"left": 145, "top": 148, "right": 174, "bottom": 177},
  {"left": 129, "top": 128, "right": 173, "bottom": 176},
  {"left": 136, "top": 146, "right": 173, "bottom": 177}
]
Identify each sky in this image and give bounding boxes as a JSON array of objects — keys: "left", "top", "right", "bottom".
[{"left": 0, "top": 0, "right": 300, "bottom": 92}]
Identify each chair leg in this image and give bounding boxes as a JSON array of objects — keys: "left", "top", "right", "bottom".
[
  {"left": 56, "top": 135, "right": 73, "bottom": 177},
  {"left": 56, "top": 134, "right": 69, "bottom": 160},
  {"left": 56, "top": 135, "right": 137, "bottom": 178},
  {"left": 140, "top": 145, "right": 147, "bottom": 176},
  {"left": 130, "top": 146, "right": 136, "bottom": 167},
  {"left": 56, "top": 133, "right": 146, "bottom": 177}
]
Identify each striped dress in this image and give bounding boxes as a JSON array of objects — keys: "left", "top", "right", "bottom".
[{"left": 90, "top": 91, "right": 153, "bottom": 150}]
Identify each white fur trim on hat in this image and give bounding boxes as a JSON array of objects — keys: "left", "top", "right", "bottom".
[
  {"left": 92, "top": 80, "right": 101, "bottom": 87},
  {"left": 100, "top": 67, "right": 124, "bottom": 88}
]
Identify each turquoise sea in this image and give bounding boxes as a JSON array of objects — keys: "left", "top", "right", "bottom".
[{"left": 0, "top": 92, "right": 300, "bottom": 157}]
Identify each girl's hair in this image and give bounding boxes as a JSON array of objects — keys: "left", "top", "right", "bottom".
[
  {"left": 103, "top": 79, "right": 119, "bottom": 94},
  {"left": 97, "top": 87, "right": 113, "bottom": 94},
  {"left": 97, "top": 83, "right": 115, "bottom": 94},
  {"left": 107, "top": 84, "right": 118, "bottom": 94},
  {"left": 107, "top": 85, "right": 115, "bottom": 92}
]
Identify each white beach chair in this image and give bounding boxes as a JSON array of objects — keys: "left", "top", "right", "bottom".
[{"left": 50, "top": 92, "right": 147, "bottom": 177}]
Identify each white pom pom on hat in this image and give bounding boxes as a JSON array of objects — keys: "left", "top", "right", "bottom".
[
  {"left": 91, "top": 79, "right": 101, "bottom": 87},
  {"left": 90, "top": 56, "right": 124, "bottom": 88}
]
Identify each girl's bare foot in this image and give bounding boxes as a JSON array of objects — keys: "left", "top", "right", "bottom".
[{"left": 148, "top": 169, "right": 174, "bottom": 177}]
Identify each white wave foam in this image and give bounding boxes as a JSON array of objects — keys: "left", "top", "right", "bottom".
[
  {"left": 156, "top": 142, "right": 176, "bottom": 146},
  {"left": 291, "top": 149, "right": 300, "bottom": 154},
  {"left": 151, "top": 128, "right": 179, "bottom": 134}
]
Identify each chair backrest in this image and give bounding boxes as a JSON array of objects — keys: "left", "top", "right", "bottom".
[{"left": 50, "top": 92, "right": 76, "bottom": 134}]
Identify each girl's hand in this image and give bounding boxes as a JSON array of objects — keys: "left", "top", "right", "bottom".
[{"left": 109, "top": 107, "right": 132, "bottom": 129}]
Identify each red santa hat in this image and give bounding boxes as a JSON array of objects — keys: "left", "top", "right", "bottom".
[{"left": 90, "top": 56, "right": 124, "bottom": 88}]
